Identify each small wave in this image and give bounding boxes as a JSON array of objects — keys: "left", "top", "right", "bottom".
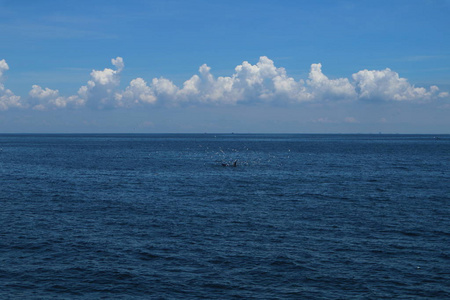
[
  {"left": 399, "top": 230, "right": 421, "bottom": 237},
  {"left": 201, "top": 282, "right": 234, "bottom": 290},
  {"left": 136, "top": 250, "right": 162, "bottom": 261}
]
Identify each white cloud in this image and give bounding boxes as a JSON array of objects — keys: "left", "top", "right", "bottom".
[
  {"left": 230, "top": 56, "right": 310, "bottom": 103},
  {"left": 352, "top": 68, "right": 447, "bottom": 102},
  {"left": 151, "top": 77, "right": 179, "bottom": 102},
  {"left": 111, "top": 57, "right": 124, "bottom": 73},
  {"left": 1, "top": 56, "right": 449, "bottom": 111},
  {"left": 175, "top": 63, "right": 241, "bottom": 104},
  {"left": 78, "top": 57, "right": 123, "bottom": 109},
  {"left": 174, "top": 56, "right": 312, "bottom": 104},
  {"left": 116, "top": 77, "right": 156, "bottom": 107},
  {"left": 23, "top": 58, "right": 125, "bottom": 110},
  {"left": 170, "top": 57, "right": 443, "bottom": 105},
  {"left": 28, "top": 85, "right": 84, "bottom": 110},
  {"left": 0, "top": 59, "right": 9, "bottom": 78},
  {"left": 307, "top": 63, "right": 357, "bottom": 101},
  {"left": 0, "top": 59, "right": 23, "bottom": 110},
  {"left": 0, "top": 85, "right": 22, "bottom": 111},
  {"left": 169, "top": 58, "right": 448, "bottom": 105}
]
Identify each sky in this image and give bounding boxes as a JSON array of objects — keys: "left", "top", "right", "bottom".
[{"left": 1, "top": 0, "right": 449, "bottom": 133}]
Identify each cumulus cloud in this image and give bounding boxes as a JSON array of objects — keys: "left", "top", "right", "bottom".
[
  {"left": 162, "top": 57, "right": 446, "bottom": 105},
  {"left": 77, "top": 57, "right": 159, "bottom": 109},
  {"left": 116, "top": 78, "right": 156, "bottom": 107},
  {"left": 28, "top": 85, "right": 84, "bottom": 110},
  {"left": 307, "top": 63, "right": 356, "bottom": 101},
  {"left": 0, "top": 59, "right": 9, "bottom": 78},
  {"left": 175, "top": 57, "right": 312, "bottom": 104},
  {"left": 352, "top": 68, "right": 448, "bottom": 102},
  {"left": 78, "top": 57, "right": 124, "bottom": 109},
  {"left": 0, "top": 59, "right": 23, "bottom": 110},
  {"left": 0, "top": 56, "right": 449, "bottom": 111},
  {"left": 151, "top": 77, "right": 179, "bottom": 102}
]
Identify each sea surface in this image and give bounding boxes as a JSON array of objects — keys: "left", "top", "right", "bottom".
[{"left": 1, "top": 134, "right": 449, "bottom": 299}]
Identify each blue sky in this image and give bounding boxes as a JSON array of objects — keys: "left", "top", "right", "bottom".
[{"left": 1, "top": 0, "right": 449, "bottom": 133}]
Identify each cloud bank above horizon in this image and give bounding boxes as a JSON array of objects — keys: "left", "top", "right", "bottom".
[{"left": 1, "top": 57, "right": 448, "bottom": 111}]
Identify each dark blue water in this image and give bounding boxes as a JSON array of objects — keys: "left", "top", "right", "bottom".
[{"left": 1, "top": 134, "right": 449, "bottom": 299}]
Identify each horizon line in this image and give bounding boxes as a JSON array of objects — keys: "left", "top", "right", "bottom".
[{"left": 1, "top": 132, "right": 449, "bottom": 135}]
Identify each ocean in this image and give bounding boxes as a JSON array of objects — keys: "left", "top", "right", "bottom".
[{"left": 1, "top": 134, "right": 449, "bottom": 299}]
